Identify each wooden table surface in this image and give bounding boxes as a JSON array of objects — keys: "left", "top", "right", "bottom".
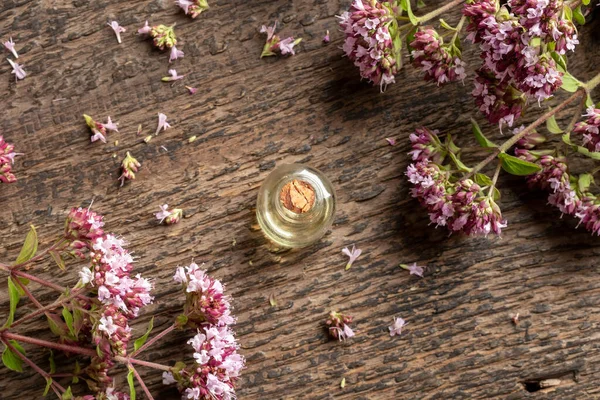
[{"left": 1, "top": 1, "right": 600, "bottom": 399}]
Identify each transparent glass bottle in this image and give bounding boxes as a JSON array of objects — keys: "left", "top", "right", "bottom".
[{"left": 256, "top": 164, "right": 336, "bottom": 248}]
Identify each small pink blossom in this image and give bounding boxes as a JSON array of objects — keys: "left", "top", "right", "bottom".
[
  {"left": 278, "top": 37, "right": 299, "bottom": 55},
  {"left": 389, "top": 317, "right": 407, "bottom": 337},
  {"left": 260, "top": 22, "right": 302, "bottom": 57},
  {"left": 169, "top": 45, "right": 184, "bottom": 63},
  {"left": 385, "top": 137, "right": 396, "bottom": 146},
  {"left": 138, "top": 20, "right": 151, "bottom": 35},
  {"left": 155, "top": 113, "right": 171, "bottom": 135},
  {"left": 103, "top": 116, "right": 119, "bottom": 132},
  {"left": 400, "top": 262, "right": 425, "bottom": 278},
  {"left": 7, "top": 58, "right": 26, "bottom": 81},
  {"left": 323, "top": 30, "right": 330, "bottom": 43},
  {"left": 185, "top": 86, "right": 197, "bottom": 95},
  {"left": 326, "top": 311, "right": 355, "bottom": 341},
  {"left": 163, "top": 371, "right": 177, "bottom": 385},
  {"left": 3, "top": 37, "right": 18, "bottom": 58},
  {"left": 155, "top": 204, "right": 172, "bottom": 223},
  {"left": 162, "top": 69, "right": 185, "bottom": 82},
  {"left": 176, "top": 0, "right": 194, "bottom": 14},
  {"left": 342, "top": 244, "right": 362, "bottom": 270},
  {"left": 107, "top": 21, "right": 126, "bottom": 44}
]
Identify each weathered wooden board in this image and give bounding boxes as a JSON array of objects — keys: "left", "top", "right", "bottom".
[{"left": 1, "top": 0, "right": 600, "bottom": 399}]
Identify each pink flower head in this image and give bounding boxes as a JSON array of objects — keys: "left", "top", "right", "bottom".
[
  {"left": 342, "top": 244, "right": 362, "bottom": 270},
  {"left": 138, "top": 20, "right": 152, "bottom": 35},
  {"left": 337, "top": 0, "right": 399, "bottom": 90},
  {"left": 574, "top": 106, "right": 600, "bottom": 153},
  {"left": 162, "top": 69, "right": 185, "bottom": 82},
  {"left": 7, "top": 58, "right": 26, "bottom": 81},
  {"left": 169, "top": 45, "right": 185, "bottom": 63},
  {"left": 149, "top": 24, "right": 177, "bottom": 50},
  {"left": 4, "top": 37, "right": 18, "bottom": 58},
  {"left": 323, "top": 30, "right": 330, "bottom": 43},
  {"left": 64, "top": 206, "right": 105, "bottom": 244},
  {"left": 389, "top": 316, "right": 406, "bottom": 337},
  {"left": 108, "top": 21, "right": 126, "bottom": 44},
  {"left": 401, "top": 262, "right": 425, "bottom": 278},
  {"left": 326, "top": 311, "right": 354, "bottom": 341},
  {"left": 185, "top": 85, "right": 198, "bottom": 95},
  {"left": 174, "top": 262, "right": 236, "bottom": 327},
  {"left": 155, "top": 113, "right": 171, "bottom": 135}
]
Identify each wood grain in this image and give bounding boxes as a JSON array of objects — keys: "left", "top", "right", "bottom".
[{"left": 1, "top": 0, "right": 600, "bottom": 399}]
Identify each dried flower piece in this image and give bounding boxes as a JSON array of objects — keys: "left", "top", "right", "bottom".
[
  {"left": 150, "top": 24, "right": 177, "bottom": 50},
  {"left": 155, "top": 113, "right": 171, "bottom": 135},
  {"left": 138, "top": 20, "right": 151, "bottom": 35},
  {"left": 107, "top": 21, "right": 126, "bottom": 44},
  {"left": 342, "top": 244, "right": 361, "bottom": 270},
  {"left": 137, "top": 124, "right": 143, "bottom": 136},
  {"left": 269, "top": 293, "right": 277, "bottom": 307},
  {"left": 512, "top": 313, "right": 520, "bottom": 325},
  {"left": 340, "top": 377, "right": 346, "bottom": 388},
  {"left": 185, "top": 85, "right": 197, "bottom": 95},
  {"left": 279, "top": 179, "right": 315, "bottom": 213},
  {"left": 7, "top": 58, "right": 26, "bottom": 81},
  {"left": 118, "top": 151, "right": 141, "bottom": 186},
  {"left": 389, "top": 317, "right": 406, "bottom": 337},
  {"left": 3, "top": 37, "right": 18, "bottom": 58},
  {"left": 400, "top": 262, "right": 425, "bottom": 278},
  {"left": 143, "top": 135, "right": 153, "bottom": 143},
  {"left": 103, "top": 116, "right": 119, "bottom": 132},
  {"left": 323, "top": 30, "right": 330, "bottom": 44},
  {"left": 260, "top": 22, "right": 302, "bottom": 57},
  {"left": 385, "top": 138, "right": 396, "bottom": 146},
  {"left": 169, "top": 45, "right": 184, "bottom": 63},
  {"left": 162, "top": 69, "right": 185, "bottom": 82},
  {"left": 326, "top": 311, "right": 354, "bottom": 341},
  {"left": 83, "top": 114, "right": 107, "bottom": 143},
  {"left": 188, "top": 135, "right": 197, "bottom": 143},
  {"left": 176, "top": 0, "right": 209, "bottom": 18},
  {"left": 155, "top": 204, "right": 183, "bottom": 225}
]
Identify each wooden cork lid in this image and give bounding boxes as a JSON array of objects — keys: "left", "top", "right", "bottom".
[{"left": 279, "top": 179, "right": 316, "bottom": 214}]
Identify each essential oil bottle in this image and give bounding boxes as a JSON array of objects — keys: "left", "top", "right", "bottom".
[{"left": 256, "top": 164, "right": 336, "bottom": 248}]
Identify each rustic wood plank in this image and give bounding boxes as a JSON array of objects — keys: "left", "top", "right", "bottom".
[{"left": 1, "top": 0, "right": 600, "bottom": 399}]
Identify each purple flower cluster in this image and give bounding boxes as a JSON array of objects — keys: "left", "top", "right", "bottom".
[
  {"left": 405, "top": 127, "right": 507, "bottom": 236},
  {"left": 338, "top": 0, "right": 398, "bottom": 90},
  {"left": 0, "top": 135, "right": 20, "bottom": 183},
  {"left": 166, "top": 262, "right": 245, "bottom": 399},
  {"left": 463, "top": 0, "right": 577, "bottom": 129},
  {"left": 326, "top": 311, "right": 355, "bottom": 341},
  {"left": 410, "top": 27, "right": 467, "bottom": 86},
  {"left": 573, "top": 106, "right": 600, "bottom": 152}
]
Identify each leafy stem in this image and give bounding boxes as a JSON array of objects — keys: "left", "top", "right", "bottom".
[
  {"left": 129, "top": 363, "right": 155, "bottom": 400},
  {"left": 450, "top": 15, "right": 466, "bottom": 46},
  {"left": 416, "top": 0, "right": 465, "bottom": 24},
  {"left": 488, "top": 161, "right": 502, "bottom": 198},
  {"left": 130, "top": 323, "right": 177, "bottom": 358}
]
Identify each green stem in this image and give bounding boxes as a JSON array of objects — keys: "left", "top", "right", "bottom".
[
  {"left": 466, "top": 90, "right": 584, "bottom": 178},
  {"left": 450, "top": 15, "right": 466, "bottom": 45},
  {"left": 130, "top": 323, "right": 176, "bottom": 358},
  {"left": 129, "top": 363, "right": 155, "bottom": 400},
  {"left": 417, "top": 0, "right": 465, "bottom": 24},
  {"left": 487, "top": 161, "right": 502, "bottom": 198},
  {"left": 11, "top": 239, "right": 68, "bottom": 270},
  {"left": 585, "top": 71, "right": 600, "bottom": 92}
]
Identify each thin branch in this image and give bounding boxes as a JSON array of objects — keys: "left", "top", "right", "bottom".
[
  {"left": 130, "top": 323, "right": 176, "bottom": 358},
  {"left": 129, "top": 364, "right": 155, "bottom": 400}
]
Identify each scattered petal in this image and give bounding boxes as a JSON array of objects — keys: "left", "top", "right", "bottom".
[
  {"left": 155, "top": 113, "right": 171, "bottom": 135},
  {"left": 103, "top": 116, "right": 119, "bottom": 132},
  {"left": 143, "top": 135, "right": 153, "bottom": 143},
  {"left": 385, "top": 137, "right": 396, "bottom": 146},
  {"left": 188, "top": 135, "right": 197, "bottom": 143},
  {"left": 169, "top": 45, "right": 185, "bottom": 63},
  {"left": 107, "top": 21, "right": 126, "bottom": 44},
  {"left": 269, "top": 293, "right": 277, "bottom": 307},
  {"left": 185, "top": 85, "right": 197, "bottom": 95},
  {"left": 400, "top": 262, "right": 425, "bottom": 278},
  {"left": 138, "top": 20, "right": 152, "bottom": 35},
  {"left": 340, "top": 378, "right": 346, "bottom": 388},
  {"left": 7, "top": 58, "right": 26, "bottom": 81},
  {"left": 342, "top": 244, "right": 362, "bottom": 270},
  {"left": 512, "top": 313, "right": 520, "bottom": 325},
  {"left": 323, "top": 30, "right": 330, "bottom": 43},
  {"left": 162, "top": 69, "right": 185, "bottom": 82},
  {"left": 389, "top": 317, "right": 407, "bottom": 337},
  {"left": 137, "top": 124, "right": 143, "bottom": 136}
]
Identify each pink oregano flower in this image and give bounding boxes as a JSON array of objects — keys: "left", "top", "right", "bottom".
[
  {"left": 185, "top": 86, "right": 197, "bottom": 95},
  {"left": 260, "top": 22, "right": 302, "bottom": 57},
  {"left": 118, "top": 151, "right": 141, "bottom": 186},
  {"left": 400, "top": 262, "right": 425, "bottom": 278},
  {"left": 107, "top": 21, "right": 126, "bottom": 44},
  {"left": 389, "top": 317, "right": 407, "bottom": 337},
  {"left": 7, "top": 58, "right": 26, "bottom": 81},
  {"left": 162, "top": 69, "right": 185, "bottom": 82},
  {"left": 169, "top": 46, "right": 184, "bottom": 63},
  {"left": 326, "top": 311, "right": 355, "bottom": 341},
  {"left": 155, "top": 113, "right": 171, "bottom": 135},
  {"left": 4, "top": 37, "right": 18, "bottom": 58},
  {"left": 155, "top": 204, "right": 183, "bottom": 225},
  {"left": 342, "top": 244, "right": 362, "bottom": 270},
  {"left": 138, "top": 20, "right": 151, "bottom": 35},
  {"left": 176, "top": 0, "right": 210, "bottom": 18},
  {"left": 0, "top": 135, "right": 22, "bottom": 184},
  {"left": 83, "top": 114, "right": 119, "bottom": 143}
]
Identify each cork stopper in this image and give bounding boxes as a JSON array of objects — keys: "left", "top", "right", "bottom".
[{"left": 280, "top": 179, "right": 316, "bottom": 214}]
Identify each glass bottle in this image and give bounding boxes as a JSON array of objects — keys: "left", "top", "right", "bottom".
[{"left": 256, "top": 163, "right": 336, "bottom": 248}]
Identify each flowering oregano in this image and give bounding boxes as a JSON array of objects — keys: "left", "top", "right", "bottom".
[{"left": 0, "top": 135, "right": 21, "bottom": 183}]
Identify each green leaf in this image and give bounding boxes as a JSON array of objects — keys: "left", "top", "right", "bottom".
[
  {"left": 445, "top": 133, "right": 460, "bottom": 154},
  {"left": 62, "top": 307, "right": 75, "bottom": 338},
  {"left": 62, "top": 386, "right": 73, "bottom": 400},
  {"left": 550, "top": 51, "right": 567, "bottom": 72},
  {"left": 127, "top": 368, "right": 137, "bottom": 400},
  {"left": 175, "top": 314, "right": 188, "bottom": 328},
  {"left": 15, "top": 277, "right": 30, "bottom": 298},
  {"left": 72, "top": 360, "right": 80, "bottom": 384},
  {"left": 439, "top": 19, "right": 456, "bottom": 31},
  {"left": 2, "top": 341, "right": 25, "bottom": 372},
  {"left": 133, "top": 317, "right": 154, "bottom": 352},
  {"left": 563, "top": 4, "right": 573, "bottom": 22},
  {"left": 49, "top": 250, "right": 65, "bottom": 271},
  {"left": 49, "top": 350, "right": 56, "bottom": 374},
  {"left": 573, "top": 5, "right": 585, "bottom": 25},
  {"left": 43, "top": 378, "right": 52, "bottom": 397},
  {"left": 585, "top": 94, "right": 594, "bottom": 108},
  {"left": 15, "top": 225, "right": 38, "bottom": 265},
  {"left": 47, "top": 314, "right": 67, "bottom": 337},
  {"left": 530, "top": 37, "right": 541, "bottom": 47},
  {"left": 72, "top": 308, "right": 85, "bottom": 337},
  {"left": 474, "top": 174, "right": 500, "bottom": 200},
  {"left": 3, "top": 277, "right": 20, "bottom": 328},
  {"left": 471, "top": 118, "right": 498, "bottom": 147},
  {"left": 498, "top": 153, "right": 542, "bottom": 176},
  {"left": 448, "top": 152, "right": 472, "bottom": 173},
  {"left": 582, "top": 0, "right": 590, "bottom": 5},
  {"left": 402, "top": 0, "right": 419, "bottom": 25},
  {"left": 417, "top": 0, "right": 425, "bottom": 7},
  {"left": 561, "top": 71, "right": 581, "bottom": 93},
  {"left": 578, "top": 173, "right": 594, "bottom": 193},
  {"left": 546, "top": 113, "right": 563, "bottom": 134}
]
